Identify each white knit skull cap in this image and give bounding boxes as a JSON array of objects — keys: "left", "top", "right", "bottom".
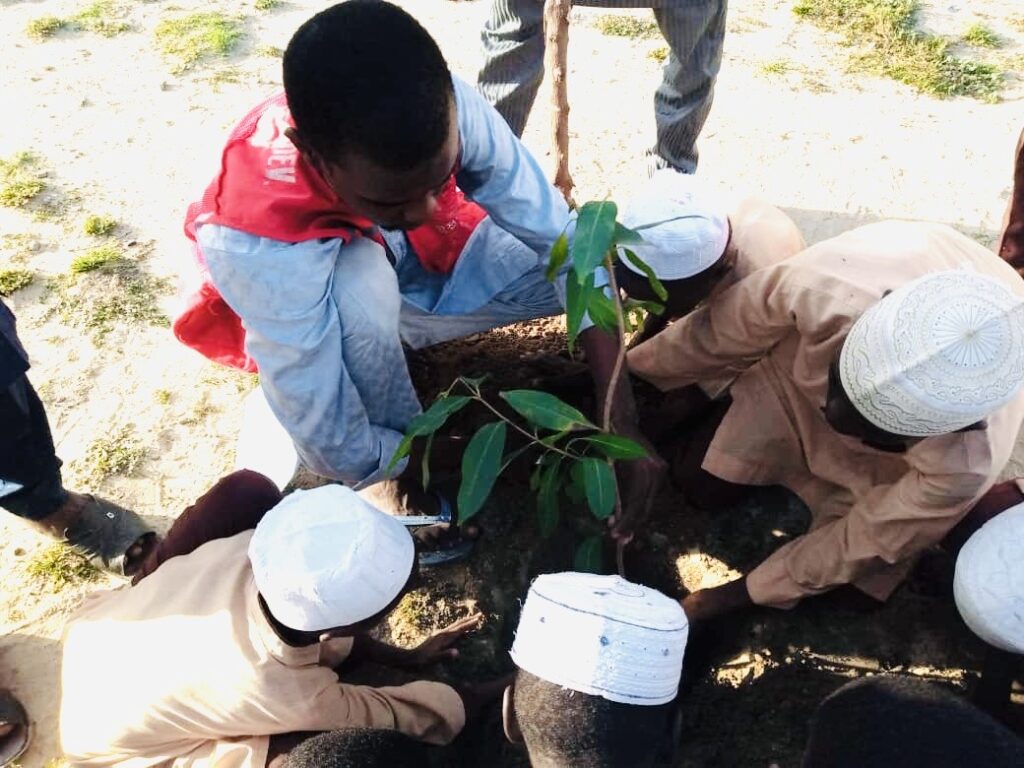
[
  {"left": 954, "top": 500, "right": 1024, "bottom": 654},
  {"left": 248, "top": 485, "right": 415, "bottom": 631},
  {"left": 617, "top": 168, "right": 730, "bottom": 281},
  {"left": 510, "top": 572, "right": 688, "bottom": 706},
  {"left": 838, "top": 269, "right": 1024, "bottom": 437}
]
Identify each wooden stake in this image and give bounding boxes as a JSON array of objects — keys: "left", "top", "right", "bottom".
[{"left": 544, "top": 0, "right": 575, "bottom": 206}]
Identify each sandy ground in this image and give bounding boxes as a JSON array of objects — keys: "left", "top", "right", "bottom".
[{"left": 0, "top": 0, "right": 1022, "bottom": 764}]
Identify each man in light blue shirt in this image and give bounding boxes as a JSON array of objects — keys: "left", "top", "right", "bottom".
[{"left": 189, "top": 1, "right": 662, "bottom": 537}]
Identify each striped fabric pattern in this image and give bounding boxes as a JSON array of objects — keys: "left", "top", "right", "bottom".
[{"left": 477, "top": 0, "right": 728, "bottom": 173}]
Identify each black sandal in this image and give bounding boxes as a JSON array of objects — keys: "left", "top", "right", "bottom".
[
  {"left": 63, "top": 495, "right": 157, "bottom": 577},
  {"left": 0, "top": 691, "right": 29, "bottom": 768}
]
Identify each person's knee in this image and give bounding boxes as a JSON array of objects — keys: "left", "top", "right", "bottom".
[
  {"left": 215, "top": 469, "right": 283, "bottom": 511},
  {"left": 334, "top": 239, "right": 402, "bottom": 342}
]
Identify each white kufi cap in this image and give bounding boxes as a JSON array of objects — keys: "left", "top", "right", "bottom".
[
  {"left": 510, "top": 572, "right": 688, "bottom": 705},
  {"left": 248, "top": 485, "right": 415, "bottom": 631},
  {"left": 839, "top": 269, "right": 1024, "bottom": 437},
  {"left": 954, "top": 501, "right": 1024, "bottom": 653},
  {"left": 617, "top": 168, "right": 730, "bottom": 281}
]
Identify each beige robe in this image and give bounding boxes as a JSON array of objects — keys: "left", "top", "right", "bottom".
[
  {"left": 629, "top": 221, "right": 1024, "bottom": 608},
  {"left": 60, "top": 532, "right": 464, "bottom": 767}
]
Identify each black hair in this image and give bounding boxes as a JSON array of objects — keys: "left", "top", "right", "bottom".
[
  {"left": 803, "top": 677, "right": 1024, "bottom": 768},
  {"left": 283, "top": 1, "right": 455, "bottom": 169},
  {"left": 283, "top": 729, "right": 430, "bottom": 768},
  {"left": 513, "top": 669, "right": 671, "bottom": 768}
]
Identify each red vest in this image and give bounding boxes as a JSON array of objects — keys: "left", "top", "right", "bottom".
[{"left": 174, "top": 92, "right": 486, "bottom": 371}]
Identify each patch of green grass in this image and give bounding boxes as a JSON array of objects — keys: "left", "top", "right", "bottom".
[
  {"left": 72, "top": 0, "right": 131, "bottom": 37},
  {"left": 155, "top": 12, "right": 242, "bottom": 73},
  {"left": 0, "top": 153, "right": 45, "bottom": 209},
  {"left": 50, "top": 256, "right": 171, "bottom": 343},
  {"left": 256, "top": 44, "right": 282, "bottom": 58},
  {"left": 83, "top": 213, "right": 117, "bottom": 236},
  {"left": 202, "top": 67, "right": 241, "bottom": 92},
  {"left": 647, "top": 46, "right": 668, "bottom": 63},
  {"left": 760, "top": 59, "right": 791, "bottom": 75},
  {"left": 154, "top": 388, "right": 172, "bottom": 404},
  {"left": 0, "top": 268, "right": 34, "bottom": 296},
  {"left": 254, "top": 0, "right": 280, "bottom": 10},
  {"left": 27, "top": 16, "right": 67, "bottom": 39},
  {"left": 595, "top": 14, "right": 659, "bottom": 39},
  {"left": 792, "top": 0, "right": 1004, "bottom": 101},
  {"left": 26, "top": 543, "right": 99, "bottom": 592},
  {"left": 71, "top": 243, "right": 123, "bottom": 273},
  {"left": 77, "top": 424, "right": 146, "bottom": 482},
  {"left": 961, "top": 23, "right": 1000, "bottom": 49}
]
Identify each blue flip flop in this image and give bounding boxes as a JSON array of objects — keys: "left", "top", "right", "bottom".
[{"left": 399, "top": 494, "right": 476, "bottom": 567}]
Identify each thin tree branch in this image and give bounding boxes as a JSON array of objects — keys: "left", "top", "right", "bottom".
[{"left": 544, "top": 0, "right": 575, "bottom": 206}]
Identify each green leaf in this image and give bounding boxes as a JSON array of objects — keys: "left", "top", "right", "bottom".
[
  {"left": 539, "top": 428, "right": 573, "bottom": 448},
  {"left": 571, "top": 201, "right": 618, "bottom": 283},
  {"left": 500, "top": 390, "right": 595, "bottom": 432},
  {"left": 545, "top": 232, "right": 570, "bottom": 282},
  {"left": 386, "top": 395, "right": 471, "bottom": 472},
  {"left": 613, "top": 222, "right": 646, "bottom": 246},
  {"left": 576, "top": 434, "right": 649, "bottom": 459},
  {"left": 586, "top": 286, "right": 619, "bottom": 333},
  {"left": 623, "top": 297, "right": 666, "bottom": 317},
  {"left": 565, "top": 271, "right": 594, "bottom": 351},
  {"left": 571, "top": 458, "right": 617, "bottom": 520},
  {"left": 537, "top": 461, "right": 562, "bottom": 538},
  {"left": 574, "top": 535, "right": 604, "bottom": 573},
  {"left": 622, "top": 248, "right": 668, "bottom": 302},
  {"left": 457, "top": 421, "right": 507, "bottom": 524}
]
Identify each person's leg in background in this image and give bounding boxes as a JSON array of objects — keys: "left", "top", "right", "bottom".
[
  {"left": 1, "top": 297, "right": 156, "bottom": 576},
  {"left": 477, "top": 0, "right": 546, "bottom": 138},
  {"left": 651, "top": 0, "right": 728, "bottom": 173}
]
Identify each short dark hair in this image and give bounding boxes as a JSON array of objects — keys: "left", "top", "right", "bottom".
[
  {"left": 283, "top": 729, "right": 430, "bottom": 768},
  {"left": 283, "top": 1, "right": 455, "bottom": 169},
  {"left": 513, "top": 670, "right": 671, "bottom": 768},
  {"left": 803, "top": 677, "right": 1024, "bottom": 768}
]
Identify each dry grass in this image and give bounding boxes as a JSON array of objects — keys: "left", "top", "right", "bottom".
[
  {"left": 76, "top": 424, "right": 147, "bottom": 483},
  {"left": 155, "top": 12, "right": 243, "bottom": 73},
  {"left": 0, "top": 152, "right": 45, "bottom": 209},
  {"left": 0, "top": 269, "right": 34, "bottom": 296},
  {"left": 83, "top": 214, "right": 117, "bottom": 236},
  {"left": 647, "top": 46, "right": 669, "bottom": 63},
  {"left": 759, "top": 59, "right": 791, "bottom": 76},
  {"left": 26, "top": 544, "right": 99, "bottom": 592},
  {"left": 26, "top": 16, "right": 67, "bottom": 39},
  {"left": 254, "top": 0, "right": 280, "bottom": 10},
  {"left": 961, "top": 23, "right": 1001, "bottom": 49},
  {"left": 256, "top": 44, "right": 283, "bottom": 58},
  {"left": 595, "top": 14, "right": 659, "bottom": 40},
  {"left": 70, "top": 243, "right": 123, "bottom": 274},
  {"left": 72, "top": 0, "right": 131, "bottom": 37},
  {"left": 793, "top": 0, "right": 1004, "bottom": 102}
]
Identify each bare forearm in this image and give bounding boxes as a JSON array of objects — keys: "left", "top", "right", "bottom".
[
  {"left": 349, "top": 634, "right": 416, "bottom": 669},
  {"left": 580, "top": 326, "right": 640, "bottom": 435}
]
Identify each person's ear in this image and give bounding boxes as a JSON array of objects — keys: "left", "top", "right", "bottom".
[
  {"left": 502, "top": 684, "right": 523, "bottom": 744},
  {"left": 285, "top": 127, "right": 319, "bottom": 168}
]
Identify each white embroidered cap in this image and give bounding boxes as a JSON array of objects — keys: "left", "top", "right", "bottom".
[
  {"left": 510, "top": 572, "right": 688, "bottom": 705},
  {"left": 839, "top": 269, "right": 1024, "bottom": 437},
  {"left": 954, "top": 501, "right": 1024, "bottom": 654},
  {"left": 617, "top": 168, "right": 730, "bottom": 281},
  {"left": 248, "top": 485, "right": 415, "bottom": 631}
]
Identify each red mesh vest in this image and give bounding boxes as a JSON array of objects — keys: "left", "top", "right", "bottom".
[{"left": 175, "top": 92, "right": 486, "bottom": 371}]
